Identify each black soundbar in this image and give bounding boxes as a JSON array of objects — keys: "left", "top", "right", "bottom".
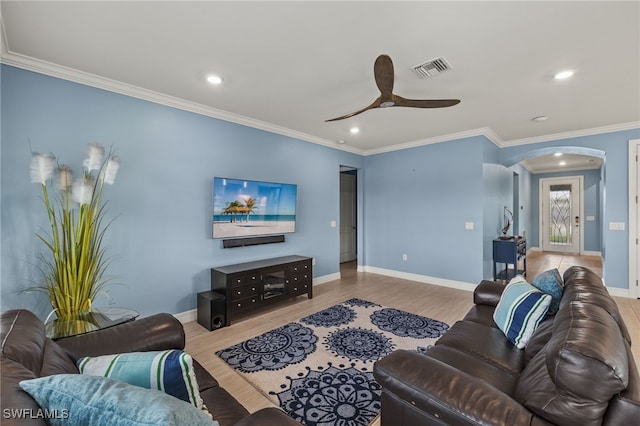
[{"left": 222, "top": 234, "right": 285, "bottom": 248}]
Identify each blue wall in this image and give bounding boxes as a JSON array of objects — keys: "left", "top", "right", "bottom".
[
  {"left": 0, "top": 66, "right": 363, "bottom": 318},
  {"left": 363, "top": 136, "right": 489, "bottom": 284}
]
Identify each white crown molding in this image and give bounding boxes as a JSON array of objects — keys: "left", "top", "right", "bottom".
[
  {"left": 500, "top": 121, "right": 640, "bottom": 147},
  {"left": 0, "top": 51, "right": 366, "bottom": 156},
  {"left": 362, "top": 127, "right": 503, "bottom": 156},
  {"left": 2, "top": 51, "right": 637, "bottom": 156}
]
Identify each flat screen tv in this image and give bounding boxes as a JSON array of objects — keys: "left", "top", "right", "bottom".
[{"left": 212, "top": 177, "right": 297, "bottom": 239}]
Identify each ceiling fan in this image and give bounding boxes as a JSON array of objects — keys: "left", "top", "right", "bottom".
[{"left": 325, "top": 54, "right": 461, "bottom": 122}]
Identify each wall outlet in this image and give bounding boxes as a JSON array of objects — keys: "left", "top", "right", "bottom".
[
  {"left": 586, "top": 216, "right": 595, "bottom": 221},
  {"left": 464, "top": 222, "right": 474, "bottom": 230},
  {"left": 402, "top": 254, "right": 408, "bottom": 261},
  {"left": 330, "top": 220, "right": 337, "bottom": 228},
  {"left": 312, "top": 258, "right": 316, "bottom": 266}
]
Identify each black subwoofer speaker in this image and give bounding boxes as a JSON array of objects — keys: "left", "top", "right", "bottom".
[{"left": 197, "top": 291, "right": 226, "bottom": 331}]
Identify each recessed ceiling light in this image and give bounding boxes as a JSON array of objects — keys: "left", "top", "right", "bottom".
[
  {"left": 350, "top": 127, "right": 360, "bottom": 134},
  {"left": 559, "top": 161, "right": 567, "bottom": 166},
  {"left": 337, "top": 140, "right": 346, "bottom": 144},
  {"left": 206, "top": 75, "right": 223, "bottom": 85},
  {"left": 532, "top": 116, "right": 548, "bottom": 122},
  {"left": 554, "top": 70, "right": 574, "bottom": 80},
  {"left": 554, "top": 152, "right": 563, "bottom": 157}
]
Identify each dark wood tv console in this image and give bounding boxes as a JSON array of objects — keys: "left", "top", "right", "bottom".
[{"left": 210, "top": 255, "right": 312, "bottom": 326}]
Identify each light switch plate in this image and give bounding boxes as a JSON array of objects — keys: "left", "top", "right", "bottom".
[
  {"left": 609, "top": 222, "right": 625, "bottom": 230},
  {"left": 464, "top": 222, "right": 474, "bottom": 230}
]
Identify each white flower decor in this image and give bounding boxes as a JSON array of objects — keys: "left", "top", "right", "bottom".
[
  {"left": 30, "top": 152, "right": 56, "bottom": 185},
  {"left": 30, "top": 143, "right": 120, "bottom": 319}
]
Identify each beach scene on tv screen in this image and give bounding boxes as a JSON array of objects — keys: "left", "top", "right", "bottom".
[{"left": 212, "top": 178, "right": 297, "bottom": 238}]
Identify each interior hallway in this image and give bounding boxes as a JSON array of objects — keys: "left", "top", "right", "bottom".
[{"left": 526, "top": 250, "right": 603, "bottom": 279}]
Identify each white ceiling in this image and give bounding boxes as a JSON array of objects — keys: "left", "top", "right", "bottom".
[{"left": 1, "top": 1, "right": 638, "bottom": 162}]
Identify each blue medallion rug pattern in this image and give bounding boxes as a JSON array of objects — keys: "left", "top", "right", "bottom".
[{"left": 216, "top": 298, "right": 449, "bottom": 426}]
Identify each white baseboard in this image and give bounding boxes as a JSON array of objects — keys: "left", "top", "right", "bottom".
[
  {"left": 361, "top": 266, "right": 477, "bottom": 292},
  {"left": 313, "top": 272, "right": 341, "bottom": 286},
  {"left": 172, "top": 272, "right": 343, "bottom": 324},
  {"left": 605, "top": 285, "right": 632, "bottom": 298},
  {"left": 173, "top": 309, "right": 197, "bottom": 324}
]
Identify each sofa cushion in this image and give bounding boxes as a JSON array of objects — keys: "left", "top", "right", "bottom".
[
  {"left": 1, "top": 310, "right": 47, "bottom": 375},
  {"left": 523, "top": 318, "right": 554, "bottom": 365},
  {"left": 40, "top": 340, "right": 79, "bottom": 376},
  {"left": 19, "top": 374, "right": 216, "bottom": 426},
  {"left": 603, "top": 341, "right": 640, "bottom": 425},
  {"left": 514, "top": 301, "right": 629, "bottom": 426},
  {"left": 562, "top": 279, "right": 632, "bottom": 345},
  {"left": 436, "top": 320, "right": 524, "bottom": 375},
  {"left": 77, "top": 349, "right": 208, "bottom": 415},
  {"left": 200, "top": 386, "right": 251, "bottom": 425},
  {"left": 493, "top": 277, "right": 551, "bottom": 349},
  {"left": 424, "top": 345, "right": 518, "bottom": 395},
  {"left": 462, "top": 304, "right": 498, "bottom": 327},
  {"left": 531, "top": 269, "right": 563, "bottom": 315}
]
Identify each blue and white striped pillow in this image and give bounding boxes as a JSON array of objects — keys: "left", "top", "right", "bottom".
[
  {"left": 77, "top": 349, "right": 209, "bottom": 416},
  {"left": 493, "top": 276, "right": 552, "bottom": 349}
]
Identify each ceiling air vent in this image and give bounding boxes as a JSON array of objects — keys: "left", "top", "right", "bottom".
[{"left": 411, "top": 57, "right": 452, "bottom": 78}]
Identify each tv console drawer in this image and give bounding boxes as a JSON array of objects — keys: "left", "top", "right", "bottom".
[
  {"left": 230, "top": 273, "right": 260, "bottom": 287},
  {"left": 210, "top": 255, "right": 313, "bottom": 327},
  {"left": 232, "top": 296, "right": 260, "bottom": 312},
  {"left": 230, "top": 283, "right": 260, "bottom": 301},
  {"left": 290, "top": 282, "right": 311, "bottom": 296}
]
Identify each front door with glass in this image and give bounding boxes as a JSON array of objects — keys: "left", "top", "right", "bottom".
[{"left": 540, "top": 176, "right": 582, "bottom": 253}]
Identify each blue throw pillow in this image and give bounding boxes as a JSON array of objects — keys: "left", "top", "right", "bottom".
[
  {"left": 493, "top": 276, "right": 552, "bottom": 349},
  {"left": 531, "top": 268, "right": 564, "bottom": 315},
  {"left": 77, "top": 349, "right": 208, "bottom": 416},
  {"left": 19, "top": 374, "right": 217, "bottom": 426}
]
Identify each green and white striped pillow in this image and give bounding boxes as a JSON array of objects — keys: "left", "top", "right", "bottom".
[{"left": 77, "top": 349, "right": 209, "bottom": 416}]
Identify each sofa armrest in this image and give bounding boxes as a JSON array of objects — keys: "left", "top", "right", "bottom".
[
  {"left": 233, "top": 408, "right": 303, "bottom": 426},
  {"left": 373, "top": 350, "right": 534, "bottom": 425},
  {"left": 56, "top": 313, "right": 185, "bottom": 360},
  {"left": 473, "top": 280, "right": 505, "bottom": 306}
]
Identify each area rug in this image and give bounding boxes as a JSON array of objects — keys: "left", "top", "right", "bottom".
[{"left": 215, "top": 298, "right": 449, "bottom": 426}]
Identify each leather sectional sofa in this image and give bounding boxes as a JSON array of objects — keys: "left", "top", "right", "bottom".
[
  {"left": 374, "top": 266, "right": 640, "bottom": 425},
  {"left": 1, "top": 309, "right": 301, "bottom": 426}
]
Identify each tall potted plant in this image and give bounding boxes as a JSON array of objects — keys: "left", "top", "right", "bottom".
[{"left": 30, "top": 143, "right": 120, "bottom": 325}]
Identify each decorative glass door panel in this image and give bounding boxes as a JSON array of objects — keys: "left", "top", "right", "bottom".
[
  {"left": 541, "top": 177, "right": 581, "bottom": 253},
  {"left": 549, "top": 184, "right": 572, "bottom": 246}
]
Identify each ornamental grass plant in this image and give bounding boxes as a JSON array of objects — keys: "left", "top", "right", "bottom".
[{"left": 30, "top": 143, "right": 120, "bottom": 320}]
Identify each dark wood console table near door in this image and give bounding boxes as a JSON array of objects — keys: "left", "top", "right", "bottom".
[
  {"left": 210, "top": 255, "right": 312, "bottom": 326},
  {"left": 493, "top": 237, "right": 527, "bottom": 281}
]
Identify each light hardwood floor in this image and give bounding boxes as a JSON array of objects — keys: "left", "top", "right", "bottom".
[{"left": 184, "top": 255, "right": 640, "bottom": 424}]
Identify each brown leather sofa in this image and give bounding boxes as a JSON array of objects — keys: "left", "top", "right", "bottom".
[
  {"left": 374, "top": 266, "right": 640, "bottom": 426},
  {"left": 1, "top": 309, "right": 301, "bottom": 426}
]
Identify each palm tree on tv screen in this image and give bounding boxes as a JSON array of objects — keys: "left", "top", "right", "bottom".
[
  {"left": 244, "top": 197, "right": 258, "bottom": 222},
  {"left": 223, "top": 200, "right": 243, "bottom": 223}
]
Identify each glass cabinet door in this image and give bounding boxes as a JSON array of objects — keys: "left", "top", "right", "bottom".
[{"left": 263, "top": 269, "right": 286, "bottom": 299}]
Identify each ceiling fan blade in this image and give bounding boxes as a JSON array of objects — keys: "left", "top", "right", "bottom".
[
  {"left": 374, "top": 55, "right": 394, "bottom": 99},
  {"left": 325, "top": 97, "right": 382, "bottom": 122},
  {"left": 393, "top": 95, "right": 461, "bottom": 109}
]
